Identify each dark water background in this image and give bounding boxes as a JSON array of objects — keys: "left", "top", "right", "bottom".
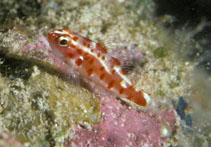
[{"left": 155, "top": 0, "right": 211, "bottom": 75}]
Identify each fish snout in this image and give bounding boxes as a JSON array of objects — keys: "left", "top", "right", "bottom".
[{"left": 47, "top": 31, "right": 55, "bottom": 43}]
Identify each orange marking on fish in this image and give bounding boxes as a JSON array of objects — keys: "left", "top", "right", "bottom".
[
  {"left": 108, "top": 80, "right": 115, "bottom": 89},
  {"left": 75, "top": 58, "right": 83, "bottom": 66},
  {"left": 70, "top": 44, "right": 76, "bottom": 48},
  {"left": 129, "top": 85, "right": 136, "bottom": 90},
  {"left": 119, "top": 88, "right": 124, "bottom": 94},
  {"left": 86, "top": 43, "right": 90, "bottom": 48},
  {"left": 100, "top": 73, "right": 105, "bottom": 80},
  {"left": 76, "top": 49, "right": 83, "bottom": 55},
  {"left": 99, "top": 66, "right": 104, "bottom": 71},
  {"left": 111, "top": 57, "right": 121, "bottom": 66},
  {"left": 47, "top": 29, "right": 150, "bottom": 107},
  {"left": 83, "top": 37, "right": 92, "bottom": 44},
  {"left": 66, "top": 52, "right": 74, "bottom": 58},
  {"left": 72, "top": 36, "right": 78, "bottom": 41},
  {"left": 82, "top": 42, "right": 86, "bottom": 46},
  {"left": 96, "top": 43, "right": 107, "bottom": 53},
  {"left": 87, "top": 68, "right": 93, "bottom": 76},
  {"left": 121, "top": 70, "right": 126, "bottom": 75},
  {"left": 84, "top": 53, "right": 90, "bottom": 60}
]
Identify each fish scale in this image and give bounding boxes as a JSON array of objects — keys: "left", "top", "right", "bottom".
[{"left": 48, "top": 29, "right": 151, "bottom": 106}]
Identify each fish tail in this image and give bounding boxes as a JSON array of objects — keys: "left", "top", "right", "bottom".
[{"left": 126, "top": 88, "right": 151, "bottom": 106}]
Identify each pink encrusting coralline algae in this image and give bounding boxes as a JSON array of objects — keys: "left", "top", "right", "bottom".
[
  {"left": 47, "top": 29, "right": 151, "bottom": 106},
  {"left": 65, "top": 97, "right": 176, "bottom": 147}
]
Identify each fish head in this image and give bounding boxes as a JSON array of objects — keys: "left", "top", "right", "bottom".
[{"left": 48, "top": 29, "right": 73, "bottom": 58}]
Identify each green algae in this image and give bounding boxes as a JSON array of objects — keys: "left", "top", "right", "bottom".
[
  {"left": 193, "top": 136, "right": 205, "bottom": 147},
  {"left": 0, "top": 65, "right": 100, "bottom": 146},
  {"left": 153, "top": 47, "right": 168, "bottom": 58},
  {"left": 156, "top": 89, "right": 166, "bottom": 96},
  {"left": 168, "top": 81, "right": 180, "bottom": 88},
  {"left": 192, "top": 127, "right": 211, "bottom": 147},
  {"left": 29, "top": 66, "right": 101, "bottom": 124}
]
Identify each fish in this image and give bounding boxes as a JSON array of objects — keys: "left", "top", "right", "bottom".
[{"left": 47, "top": 29, "right": 151, "bottom": 106}]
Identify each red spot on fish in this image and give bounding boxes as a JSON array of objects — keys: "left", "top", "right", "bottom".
[
  {"left": 99, "top": 66, "right": 104, "bottom": 71},
  {"left": 111, "top": 57, "right": 121, "bottom": 66},
  {"left": 83, "top": 37, "right": 92, "bottom": 43},
  {"left": 100, "top": 73, "right": 105, "bottom": 80},
  {"left": 82, "top": 42, "right": 86, "bottom": 46},
  {"left": 102, "top": 56, "right": 105, "bottom": 60},
  {"left": 75, "top": 58, "right": 83, "bottom": 66},
  {"left": 70, "top": 44, "right": 76, "bottom": 48},
  {"left": 121, "top": 70, "right": 126, "bottom": 75},
  {"left": 84, "top": 56, "right": 90, "bottom": 60},
  {"left": 82, "top": 38, "right": 92, "bottom": 48},
  {"left": 96, "top": 43, "right": 107, "bottom": 53},
  {"left": 66, "top": 52, "right": 74, "bottom": 58},
  {"left": 87, "top": 68, "right": 93, "bottom": 76},
  {"left": 84, "top": 53, "right": 90, "bottom": 60},
  {"left": 119, "top": 88, "right": 124, "bottom": 94},
  {"left": 86, "top": 43, "right": 90, "bottom": 48},
  {"left": 129, "top": 85, "right": 136, "bottom": 90},
  {"left": 72, "top": 36, "right": 78, "bottom": 42},
  {"left": 77, "top": 49, "right": 83, "bottom": 55},
  {"left": 108, "top": 80, "right": 115, "bottom": 89}
]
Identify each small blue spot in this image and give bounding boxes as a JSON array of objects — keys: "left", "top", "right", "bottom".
[
  {"left": 176, "top": 96, "right": 188, "bottom": 120},
  {"left": 185, "top": 114, "right": 192, "bottom": 126}
]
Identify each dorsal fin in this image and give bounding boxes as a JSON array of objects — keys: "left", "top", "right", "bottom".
[
  {"left": 111, "top": 57, "right": 121, "bottom": 66},
  {"left": 95, "top": 42, "right": 107, "bottom": 54},
  {"left": 79, "top": 34, "right": 108, "bottom": 54}
]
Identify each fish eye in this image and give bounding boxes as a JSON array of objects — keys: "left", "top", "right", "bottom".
[
  {"left": 58, "top": 36, "right": 70, "bottom": 46},
  {"left": 60, "top": 39, "right": 67, "bottom": 45}
]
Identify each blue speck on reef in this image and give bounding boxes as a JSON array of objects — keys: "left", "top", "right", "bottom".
[
  {"left": 176, "top": 96, "right": 192, "bottom": 127},
  {"left": 176, "top": 96, "right": 188, "bottom": 120},
  {"left": 185, "top": 114, "right": 192, "bottom": 127}
]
